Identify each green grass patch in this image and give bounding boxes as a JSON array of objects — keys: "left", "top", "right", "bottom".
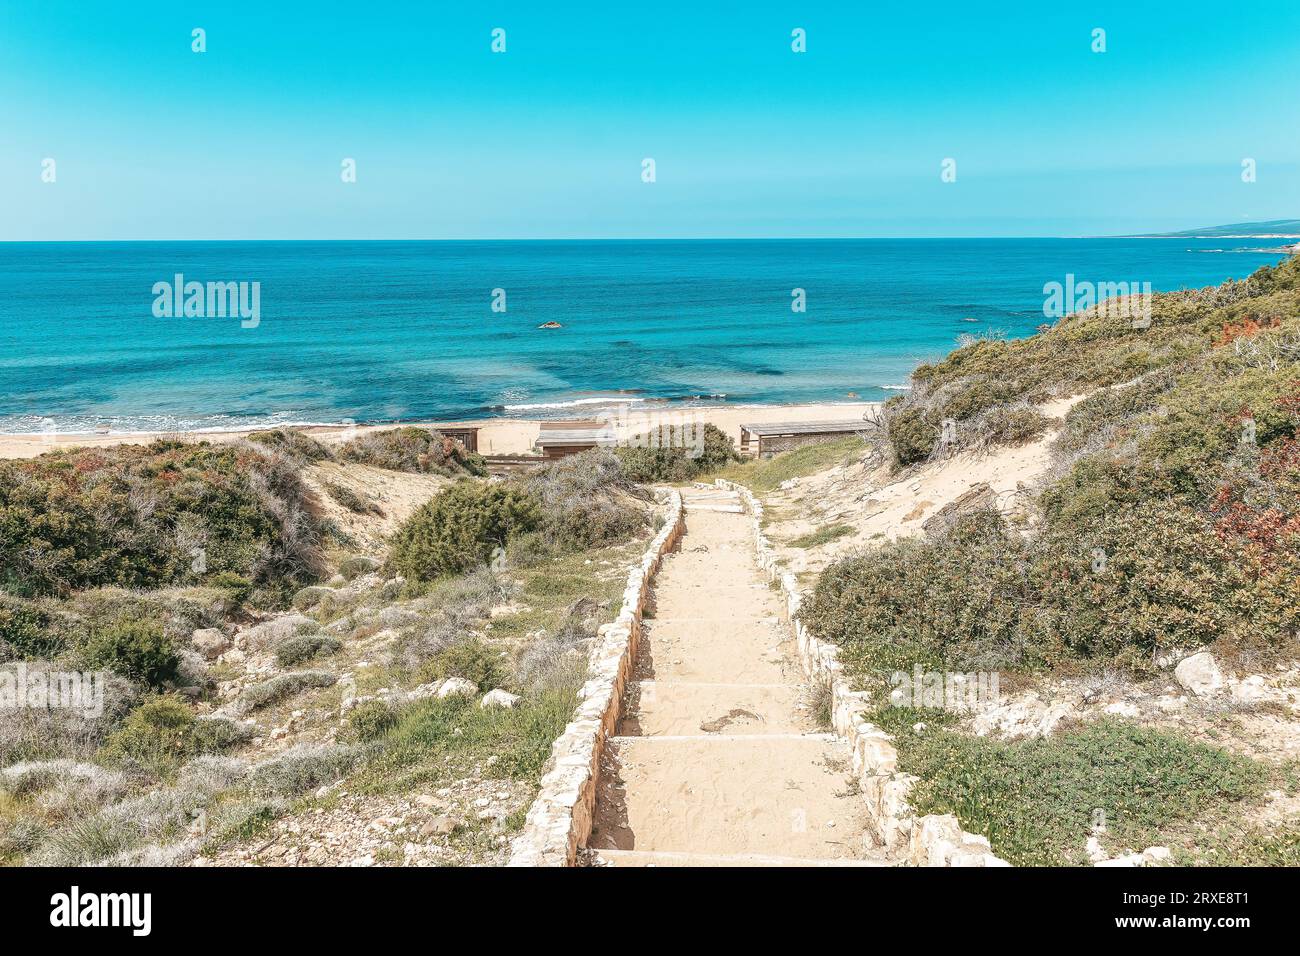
[
  {"left": 351, "top": 687, "right": 579, "bottom": 793},
  {"left": 885, "top": 715, "right": 1268, "bottom": 866},
  {"left": 708, "top": 436, "right": 867, "bottom": 492},
  {"left": 788, "top": 523, "right": 855, "bottom": 549}
]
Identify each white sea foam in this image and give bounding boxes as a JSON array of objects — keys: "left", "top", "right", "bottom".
[{"left": 500, "top": 396, "right": 648, "bottom": 412}]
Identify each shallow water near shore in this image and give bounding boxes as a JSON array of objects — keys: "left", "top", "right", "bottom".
[{"left": 0, "top": 238, "right": 1289, "bottom": 434}]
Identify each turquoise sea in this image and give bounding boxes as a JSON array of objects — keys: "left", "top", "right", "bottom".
[{"left": 0, "top": 239, "right": 1291, "bottom": 433}]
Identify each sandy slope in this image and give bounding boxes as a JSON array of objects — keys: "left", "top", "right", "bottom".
[
  {"left": 300, "top": 461, "right": 451, "bottom": 555},
  {"left": 766, "top": 395, "right": 1087, "bottom": 575}
]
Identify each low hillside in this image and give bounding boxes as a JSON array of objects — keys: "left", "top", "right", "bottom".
[
  {"left": 0, "top": 432, "right": 657, "bottom": 867},
  {"left": 731, "top": 253, "right": 1300, "bottom": 865}
]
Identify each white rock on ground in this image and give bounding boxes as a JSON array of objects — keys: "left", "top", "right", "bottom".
[
  {"left": 1174, "top": 652, "right": 1225, "bottom": 697},
  {"left": 970, "top": 695, "right": 1075, "bottom": 739},
  {"left": 1231, "top": 675, "right": 1267, "bottom": 704},
  {"left": 436, "top": 678, "right": 479, "bottom": 699},
  {"left": 480, "top": 689, "right": 520, "bottom": 709}
]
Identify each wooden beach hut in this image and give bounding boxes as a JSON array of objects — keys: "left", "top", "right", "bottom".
[
  {"left": 533, "top": 419, "right": 617, "bottom": 459},
  {"left": 433, "top": 424, "right": 481, "bottom": 453},
  {"left": 738, "top": 420, "right": 864, "bottom": 458}
]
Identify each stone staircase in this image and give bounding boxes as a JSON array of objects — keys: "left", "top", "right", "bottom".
[{"left": 585, "top": 487, "right": 892, "bottom": 867}]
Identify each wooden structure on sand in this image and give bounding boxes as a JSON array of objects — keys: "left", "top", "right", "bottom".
[
  {"left": 533, "top": 420, "right": 617, "bottom": 459},
  {"left": 738, "top": 420, "right": 864, "bottom": 458},
  {"left": 433, "top": 424, "right": 481, "bottom": 453}
]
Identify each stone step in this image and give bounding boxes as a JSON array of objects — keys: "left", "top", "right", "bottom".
[
  {"left": 684, "top": 503, "right": 745, "bottom": 513},
  {"left": 619, "top": 680, "right": 809, "bottom": 736},
  {"left": 635, "top": 620, "right": 794, "bottom": 684},
  {"left": 650, "top": 575, "right": 768, "bottom": 592},
  {"left": 651, "top": 587, "right": 784, "bottom": 621},
  {"left": 590, "top": 848, "right": 889, "bottom": 867},
  {"left": 589, "top": 734, "right": 866, "bottom": 858}
]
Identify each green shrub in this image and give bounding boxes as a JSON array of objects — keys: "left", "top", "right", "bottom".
[
  {"left": 982, "top": 406, "right": 1053, "bottom": 446},
  {"left": 887, "top": 408, "right": 936, "bottom": 466},
  {"left": 323, "top": 481, "right": 381, "bottom": 515},
  {"left": 206, "top": 572, "right": 254, "bottom": 608},
  {"left": 338, "top": 427, "right": 486, "bottom": 476},
  {"left": 338, "top": 555, "right": 382, "bottom": 580},
  {"left": 615, "top": 423, "right": 740, "bottom": 481},
  {"left": 892, "top": 718, "right": 1266, "bottom": 866},
  {"left": 521, "top": 450, "right": 647, "bottom": 553},
  {"left": 801, "top": 511, "right": 1036, "bottom": 679},
  {"left": 0, "top": 595, "right": 80, "bottom": 658},
  {"left": 237, "top": 671, "right": 338, "bottom": 712},
  {"left": 275, "top": 634, "right": 342, "bottom": 667},
  {"left": 419, "top": 637, "right": 509, "bottom": 690},
  {"left": 388, "top": 480, "right": 540, "bottom": 581},
  {"left": 788, "top": 523, "right": 854, "bottom": 549},
  {"left": 77, "top": 616, "right": 179, "bottom": 688},
  {"left": 247, "top": 428, "right": 333, "bottom": 462},
  {"left": 0, "top": 439, "right": 321, "bottom": 598},
  {"left": 711, "top": 436, "right": 868, "bottom": 492},
  {"left": 98, "top": 694, "right": 196, "bottom": 772},
  {"left": 345, "top": 700, "right": 401, "bottom": 742},
  {"left": 98, "top": 695, "right": 248, "bottom": 776}
]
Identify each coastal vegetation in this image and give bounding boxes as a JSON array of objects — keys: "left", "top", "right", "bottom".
[
  {"left": 614, "top": 422, "right": 741, "bottom": 482},
  {"left": 793, "top": 252, "right": 1300, "bottom": 865},
  {"left": 809, "top": 253, "right": 1300, "bottom": 682},
  {"left": 0, "top": 427, "right": 657, "bottom": 866},
  {"left": 337, "top": 426, "right": 487, "bottom": 476}
]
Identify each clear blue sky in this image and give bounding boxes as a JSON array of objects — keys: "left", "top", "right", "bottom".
[{"left": 3, "top": 1, "right": 1297, "bottom": 239}]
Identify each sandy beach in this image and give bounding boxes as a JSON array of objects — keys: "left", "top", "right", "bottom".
[{"left": 0, "top": 402, "right": 881, "bottom": 460}]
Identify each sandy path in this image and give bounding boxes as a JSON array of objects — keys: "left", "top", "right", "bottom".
[{"left": 586, "top": 487, "right": 891, "bottom": 867}]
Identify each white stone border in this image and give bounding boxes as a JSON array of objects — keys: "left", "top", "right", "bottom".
[
  {"left": 713, "top": 479, "right": 1009, "bottom": 867},
  {"left": 507, "top": 490, "right": 685, "bottom": 867}
]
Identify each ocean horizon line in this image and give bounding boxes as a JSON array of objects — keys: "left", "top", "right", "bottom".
[{"left": 5, "top": 234, "right": 1282, "bottom": 244}]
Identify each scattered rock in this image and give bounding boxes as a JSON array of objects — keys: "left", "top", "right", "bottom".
[
  {"left": 971, "top": 694, "right": 1075, "bottom": 739},
  {"left": 1085, "top": 835, "right": 1108, "bottom": 863},
  {"left": 1102, "top": 701, "right": 1140, "bottom": 719},
  {"left": 191, "top": 627, "right": 231, "bottom": 660},
  {"left": 1231, "top": 675, "right": 1267, "bottom": 705},
  {"left": 480, "top": 689, "right": 521, "bottom": 709},
  {"left": 436, "top": 677, "right": 479, "bottom": 699},
  {"left": 420, "top": 816, "right": 457, "bottom": 838},
  {"left": 1174, "top": 651, "right": 1225, "bottom": 698}
]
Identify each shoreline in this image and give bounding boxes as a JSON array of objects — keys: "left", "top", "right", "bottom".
[{"left": 0, "top": 401, "right": 882, "bottom": 460}]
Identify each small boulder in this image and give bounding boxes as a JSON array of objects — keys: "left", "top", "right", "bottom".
[
  {"left": 436, "top": 677, "right": 479, "bottom": 699},
  {"left": 191, "top": 627, "right": 230, "bottom": 660},
  {"left": 1174, "top": 651, "right": 1225, "bottom": 697},
  {"left": 480, "top": 689, "right": 521, "bottom": 710}
]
